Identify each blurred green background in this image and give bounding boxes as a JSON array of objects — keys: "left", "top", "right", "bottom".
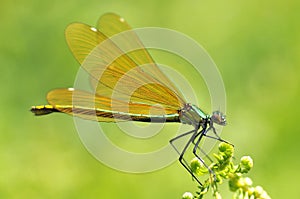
[{"left": 1, "top": 0, "right": 299, "bottom": 198}]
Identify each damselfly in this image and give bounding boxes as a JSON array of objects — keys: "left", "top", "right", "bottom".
[{"left": 31, "top": 13, "right": 230, "bottom": 185}]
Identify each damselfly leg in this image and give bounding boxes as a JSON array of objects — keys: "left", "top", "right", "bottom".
[
  {"left": 170, "top": 128, "right": 203, "bottom": 185},
  {"left": 170, "top": 125, "right": 232, "bottom": 185}
]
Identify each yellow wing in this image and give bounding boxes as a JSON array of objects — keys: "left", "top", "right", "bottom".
[
  {"left": 65, "top": 13, "right": 185, "bottom": 110},
  {"left": 44, "top": 88, "right": 179, "bottom": 122}
]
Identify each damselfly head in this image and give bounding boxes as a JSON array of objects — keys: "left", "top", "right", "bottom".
[{"left": 211, "top": 111, "right": 226, "bottom": 126}]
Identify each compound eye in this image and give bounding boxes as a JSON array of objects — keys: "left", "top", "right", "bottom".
[{"left": 211, "top": 111, "right": 226, "bottom": 126}]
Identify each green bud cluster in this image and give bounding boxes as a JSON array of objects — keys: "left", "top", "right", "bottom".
[{"left": 182, "top": 143, "right": 271, "bottom": 199}]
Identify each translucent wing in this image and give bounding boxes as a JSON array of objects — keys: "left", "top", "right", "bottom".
[
  {"left": 96, "top": 13, "right": 181, "bottom": 94},
  {"left": 46, "top": 88, "right": 179, "bottom": 122},
  {"left": 65, "top": 13, "right": 185, "bottom": 110}
]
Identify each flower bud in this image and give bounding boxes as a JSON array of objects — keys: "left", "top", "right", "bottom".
[
  {"left": 247, "top": 187, "right": 255, "bottom": 196},
  {"left": 218, "top": 142, "right": 234, "bottom": 157},
  {"left": 244, "top": 177, "right": 253, "bottom": 186},
  {"left": 254, "top": 186, "right": 264, "bottom": 196},
  {"left": 228, "top": 173, "right": 241, "bottom": 191},
  {"left": 190, "top": 157, "right": 205, "bottom": 175},
  {"left": 240, "top": 156, "right": 253, "bottom": 172},
  {"left": 182, "top": 192, "right": 193, "bottom": 199}
]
